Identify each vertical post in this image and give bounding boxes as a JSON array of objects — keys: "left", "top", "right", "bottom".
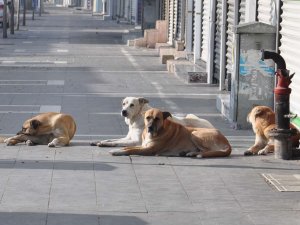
[
  {"left": 102, "top": 0, "right": 106, "bottom": 14},
  {"left": 16, "top": 0, "right": 20, "bottom": 30},
  {"left": 32, "top": 0, "right": 35, "bottom": 20},
  {"left": 185, "top": 0, "right": 193, "bottom": 52},
  {"left": 3, "top": 0, "right": 8, "bottom": 38},
  {"left": 10, "top": 0, "right": 14, "bottom": 34},
  {"left": 128, "top": 0, "right": 131, "bottom": 23},
  {"left": 219, "top": 0, "right": 227, "bottom": 90},
  {"left": 23, "top": 0, "right": 26, "bottom": 26},
  {"left": 39, "top": 0, "right": 41, "bottom": 16},
  {"left": 135, "top": 0, "right": 139, "bottom": 25},
  {"left": 207, "top": 0, "right": 216, "bottom": 84},
  {"left": 194, "top": 0, "right": 203, "bottom": 63},
  {"left": 230, "top": 31, "right": 240, "bottom": 125},
  {"left": 180, "top": 0, "right": 186, "bottom": 41}
]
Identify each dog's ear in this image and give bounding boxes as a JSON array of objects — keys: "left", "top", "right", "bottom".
[
  {"left": 254, "top": 108, "right": 263, "bottom": 116},
  {"left": 138, "top": 98, "right": 149, "bottom": 105},
  {"left": 162, "top": 111, "right": 172, "bottom": 120},
  {"left": 30, "top": 120, "right": 41, "bottom": 130}
]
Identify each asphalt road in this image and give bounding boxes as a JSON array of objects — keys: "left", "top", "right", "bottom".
[{"left": 0, "top": 5, "right": 299, "bottom": 225}]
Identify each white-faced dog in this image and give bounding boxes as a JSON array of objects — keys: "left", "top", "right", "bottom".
[{"left": 91, "top": 97, "right": 214, "bottom": 147}]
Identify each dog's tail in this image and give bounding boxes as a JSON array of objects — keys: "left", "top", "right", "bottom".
[
  {"left": 185, "top": 114, "right": 214, "bottom": 128},
  {"left": 201, "top": 145, "right": 232, "bottom": 158},
  {"left": 185, "top": 114, "right": 199, "bottom": 119},
  {"left": 0, "top": 137, "right": 6, "bottom": 143}
]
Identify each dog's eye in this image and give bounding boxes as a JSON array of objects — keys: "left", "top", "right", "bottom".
[
  {"left": 146, "top": 116, "right": 151, "bottom": 120},
  {"left": 154, "top": 117, "right": 159, "bottom": 121},
  {"left": 130, "top": 104, "right": 134, "bottom": 108}
]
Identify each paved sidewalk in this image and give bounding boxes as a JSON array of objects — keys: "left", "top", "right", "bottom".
[{"left": 0, "top": 6, "right": 299, "bottom": 225}]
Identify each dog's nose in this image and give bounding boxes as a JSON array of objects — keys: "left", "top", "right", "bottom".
[
  {"left": 121, "top": 110, "right": 128, "bottom": 117},
  {"left": 148, "top": 126, "right": 154, "bottom": 133}
]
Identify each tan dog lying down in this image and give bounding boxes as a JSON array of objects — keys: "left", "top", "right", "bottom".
[
  {"left": 244, "top": 105, "right": 300, "bottom": 155},
  {"left": 110, "top": 108, "right": 231, "bottom": 157},
  {"left": 4, "top": 112, "right": 76, "bottom": 147},
  {"left": 92, "top": 97, "right": 214, "bottom": 147}
]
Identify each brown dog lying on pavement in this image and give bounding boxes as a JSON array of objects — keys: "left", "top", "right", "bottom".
[
  {"left": 4, "top": 112, "right": 76, "bottom": 147},
  {"left": 244, "top": 105, "right": 300, "bottom": 156},
  {"left": 109, "top": 108, "right": 231, "bottom": 157}
]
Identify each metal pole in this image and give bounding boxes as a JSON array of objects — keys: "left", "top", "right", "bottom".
[
  {"left": 39, "top": 0, "right": 41, "bottom": 16},
  {"left": 10, "top": 0, "right": 14, "bottom": 34},
  {"left": 16, "top": 0, "right": 20, "bottom": 30},
  {"left": 32, "top": 1, "right": 35, "bottom": 20},
  {"left": 23, "top": 0, "right": 26, "bottom": 26},
  {"left": 2, "top": 0, "right": 8, "bottom": 38}
]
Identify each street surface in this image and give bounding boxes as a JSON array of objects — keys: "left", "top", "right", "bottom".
[{"left": 0, "top": 5, "right": 299, "bottom": 225}]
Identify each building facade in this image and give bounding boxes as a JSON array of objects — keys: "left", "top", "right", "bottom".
[{"left": 160, "top": 0, "right": 300, "bottom": 128}]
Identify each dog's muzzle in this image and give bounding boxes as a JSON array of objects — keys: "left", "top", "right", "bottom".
[
  {"left": 147, "top": 126, "right": 154, "bottom": 133},
  {"left": 121, "top": 110, "right": 128, "bottom": 117},
  {"left": 147, "top": 123, "right": 158, "bottom": 137}
]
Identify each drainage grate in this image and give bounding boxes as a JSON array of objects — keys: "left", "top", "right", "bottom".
[{"left": 262, "top": 173, "right": 300, "bottom": 192}]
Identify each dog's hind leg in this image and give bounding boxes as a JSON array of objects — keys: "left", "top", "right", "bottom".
[
  {"left": 190, "top": 130, "right": 232, "bottom": 158},
  {"left": 258, "top": 144, "right": 274, "bottom": 155},
  {"left": 186, "top": 151, "right": 201, "bottom": 157},
  {"left": 48, "top": 137, "right": 70, "bottom": 147}
]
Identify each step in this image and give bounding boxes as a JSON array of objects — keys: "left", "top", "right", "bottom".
[
  {"left": 167, "top": 59, "right": 208, "bottom": 84},
  {"left": 133, "top": 37, "right": 147, "bottom": 47},
  {"left": 123, "top": 29, "right": 143, "bottom": 45}
]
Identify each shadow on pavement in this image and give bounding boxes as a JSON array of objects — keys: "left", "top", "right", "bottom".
[
  {"left": 0, "top": 159, "right": 116, "bottom": 171},
  {"left": 0, "top": 212, "right": 149, "bottom": 225}
]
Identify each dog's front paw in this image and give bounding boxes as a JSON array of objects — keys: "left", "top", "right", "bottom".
[
  {"left": 90, "top": 142, "right": 99, "bottom": 146},
  {"left": 98, "top": 141, "right": 117, "bottom": 147},
  {"left": 258, "top": 149, "right": 268, "bottom": 155},
  {"left": 4, "top": 138, "right": 15, "bottom": 146},
  {"left": 244, "top": 150, "right": 255, "bottom": 156},
  {"left": 26, "top": 140, "right": 35, "bottom": 146},
  {"left": 48, "top": 142, "right": 56, "bottom": 148},
  {"left": 3, "top": 138, "right": 9, "bottom": 144},
  {"left": 5, "top": 142, "right": 15, "bottom": 146},
  {"left": 186, "top": 152, "right": 198, "bottom": 157},
  {"left": 109, "top": 149, "right": 128, "bottom": 156}
]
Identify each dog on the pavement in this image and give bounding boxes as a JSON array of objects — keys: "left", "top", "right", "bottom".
[
  {"left": 244, "top": 105, "right": 300, "bottom": 155},
  {"left": 91, "top": 97, "right": 214, "bottom": 147},
  {"left": 4, "top": 112, "right": 76, "bottom": 147},
  {"left": 109, "top": 108, "right": 231, "bottom": 157}
]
